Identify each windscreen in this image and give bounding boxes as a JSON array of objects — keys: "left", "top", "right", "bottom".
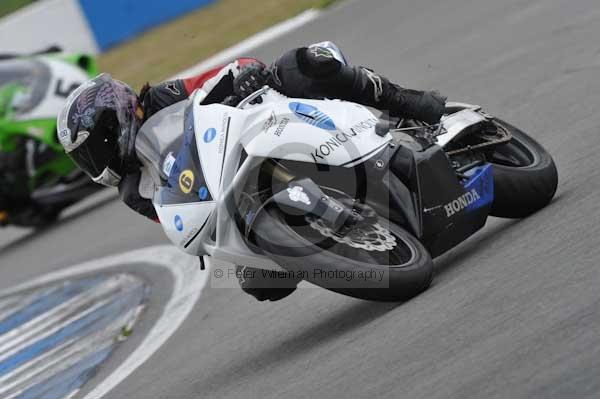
[
  {"left": 136, "top": 101, "right": 213, "bottom": 206},
  {"left": 0, "top": 59, "right": 51, "bottom": 116}
]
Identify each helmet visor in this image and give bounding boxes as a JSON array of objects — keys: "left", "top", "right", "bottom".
[{"left": 65, "top": 109, "right": 123, "bottom": 185}]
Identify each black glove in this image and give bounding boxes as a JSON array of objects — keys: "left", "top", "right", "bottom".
[
  {"left": 222, "top": 95, "right": 242, "bottom": 107},
  {"left": 233, "top": 64, "right": 271, "bottom": 103}
]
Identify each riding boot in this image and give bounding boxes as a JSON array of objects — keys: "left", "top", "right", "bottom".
[
  {"left": 348, "top": 67, "right": 447, "bottom": 124},
  {"left": 236, "top": 265, "right": 300, "bottom": 302}
]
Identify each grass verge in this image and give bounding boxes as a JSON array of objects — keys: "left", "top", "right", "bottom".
[
  {"left": 0, "top": 0, "right": 35, "bottom": 18},
  {"left": 99, "top": 0, "right": 339, "bottom": 89}
]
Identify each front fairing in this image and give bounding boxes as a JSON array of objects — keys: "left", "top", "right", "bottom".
[{"left": 136, "top": 101, "right": 217, "bottom": 254}]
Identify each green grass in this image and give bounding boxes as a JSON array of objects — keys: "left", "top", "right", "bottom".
[
  {"left": 99, "top": 0, "right": 340, "bottom": 90},
  {"left": 315, "top": 0, "right": 340, "bottom": 9},
  {"left": 0, "top": 0, "right": 35, "bottom": 18}
]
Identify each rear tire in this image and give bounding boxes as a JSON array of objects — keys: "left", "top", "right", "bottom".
[
  {"left": 488, "top": 120, "right": 558, "bottom": 218},
  {"left": 250, "top": 206, "right": 433, "bottom": 302}
]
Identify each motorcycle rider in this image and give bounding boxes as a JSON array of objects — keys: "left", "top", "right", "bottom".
[{"left": 57, "top": 42, "right": 446, "bottom": 301}]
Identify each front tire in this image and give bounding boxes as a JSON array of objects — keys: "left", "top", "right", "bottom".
[
  {"left": 250, "top": 207, "right": 433, "bottom": 302},
  {"left": 488, "top": 120, "right": 558, "bottom": 218}
]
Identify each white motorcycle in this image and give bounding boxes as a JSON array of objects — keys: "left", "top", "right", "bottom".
[{"left": 136, "top": 86, "right": 557, "bottom": 301}]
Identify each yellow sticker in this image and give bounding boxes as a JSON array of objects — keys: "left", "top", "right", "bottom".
[{"left": 179, "top": 170, "right": 195, "bottom": 194}]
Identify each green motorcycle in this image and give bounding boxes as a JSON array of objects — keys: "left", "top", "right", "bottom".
[{"left": 0, "top": 51, "right": 101, "bottom": 227}]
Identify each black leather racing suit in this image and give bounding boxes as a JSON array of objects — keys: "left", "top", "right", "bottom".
[{"left": 268, "top": 44, "right": 445, "bottom": 123}]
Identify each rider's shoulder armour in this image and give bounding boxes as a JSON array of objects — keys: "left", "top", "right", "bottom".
[{"left": 141, "top": 80, "right": 188, "bottom": 119}]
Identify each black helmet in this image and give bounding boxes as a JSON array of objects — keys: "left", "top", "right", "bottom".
[{"left": 57, "top": 73, "right": 141, "bottom": 186}]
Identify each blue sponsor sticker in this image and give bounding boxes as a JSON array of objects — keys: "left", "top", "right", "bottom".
[
  {"left": 289, "top": 102, "right": 336, "bottom": 131},
  {"left": 199, "top": 186, "right": 209, "bottom": 200},
  {"left": 463, "top": 164, "right": 494, "bottom": 212},
  {"left": 203, "top": 128, "right": 217, "bottom": 143},
  {"left": 174, "top": 215, "right": 184, "bottom": 232}
]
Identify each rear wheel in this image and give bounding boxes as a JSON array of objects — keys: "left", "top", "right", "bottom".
[
  {"left": 250, "top": 206, "right": 433, "bottom": 302},
  {"left": 486, "top": 120, "right": 558, "bottom": 218}
]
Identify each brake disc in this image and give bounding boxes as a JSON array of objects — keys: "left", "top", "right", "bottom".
[{"left": 307, "top": 217, "right": 397, "bottom": 252}]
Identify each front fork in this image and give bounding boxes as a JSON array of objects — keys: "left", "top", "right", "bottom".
[{"left": 254, "top": 160, "right": 365, "bottom": 234}]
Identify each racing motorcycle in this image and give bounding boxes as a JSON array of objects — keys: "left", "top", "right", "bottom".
[
  {"left": 137, "top": 87, "right": 558, "bottom": 301},
  {"left": 0, "top": 52, "right": 101, "bottom": 227}
]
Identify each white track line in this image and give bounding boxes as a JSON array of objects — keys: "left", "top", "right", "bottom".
[
  {"left": 173, "top": 9, "right": 321, "bottom": 79},
  {"left": 0, "top": 246, "right": 207, "bottom": 399}
]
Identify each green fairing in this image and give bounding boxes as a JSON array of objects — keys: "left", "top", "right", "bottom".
[{"left": 0, "top": 53, "right": 98, "bottom": 188}]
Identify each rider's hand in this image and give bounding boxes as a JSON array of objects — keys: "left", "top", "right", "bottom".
[
  {"left": 233, "top": 63, "right": 271, "bottom": 102},
  {"left": 222, "top": 95, "right": 242, "bottom": 107}
]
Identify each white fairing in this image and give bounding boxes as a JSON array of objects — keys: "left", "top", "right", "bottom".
[
  {"left": 157, "top": 201, "right": 216, "bottom": 255},
  {"left": 146, "top": 89, "right": 392, "bottom": 261},
  {"left": 437, "top": 102, "right": 487, "bottom": 148},
  {"left": 15, "top": 57, "right": 89, "bottom": 121},
  {"left": 196, "top": 97, "right": 391, "bottom": 169}
]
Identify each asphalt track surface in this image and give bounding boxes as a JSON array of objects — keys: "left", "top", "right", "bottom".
[{"left": 1, "top": 0, "right": 600, "bottom": 397}]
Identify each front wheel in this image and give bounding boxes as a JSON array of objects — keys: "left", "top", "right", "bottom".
[
  {"left": 5, "top": 205, "right": 62, "bottom": 228},
  {"left": 250, "top": 207, "right": 434, "bottom": 302},
  {"left": 487, "top": 120, "right": 558, "bottom": 218}
]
